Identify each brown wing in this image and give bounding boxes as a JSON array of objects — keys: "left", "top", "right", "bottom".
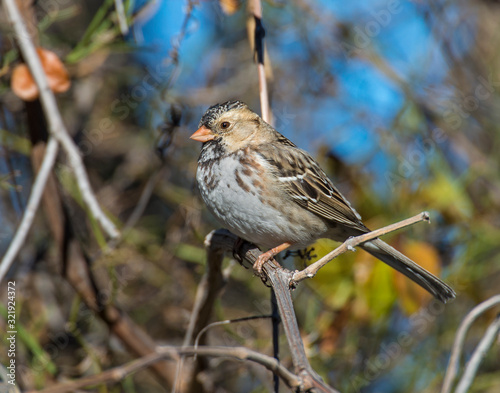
[{"left": 258, "top": 137, "right": 369, "bottom": 234}]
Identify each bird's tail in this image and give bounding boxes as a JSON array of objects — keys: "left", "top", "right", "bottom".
[{"left": 360, "top": 238, "right": 456, "bottom": 303}]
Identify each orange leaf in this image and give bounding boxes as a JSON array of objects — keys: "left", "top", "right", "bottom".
[
  {"left": 219, "top": 0, "right": 240, "bottom": 15},
  {"left": 11, "top": 48, "right": 70, "bottom": 101},
  {"left": 11, "top": 64, "right": 38, "bottom": 101},
  {"left": 393, "top": 240, "right": 442, "bottom": 314}
]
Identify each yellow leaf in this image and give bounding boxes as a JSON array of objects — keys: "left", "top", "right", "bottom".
[
  {"left": 304, "top": 239, "right": 355, "bottom": 310},
  {"left": 364, "top": 259, "right": 397, "bottom": 319},
  {"left": 419, "top": 172, "right": 472, "bottom": 220}
]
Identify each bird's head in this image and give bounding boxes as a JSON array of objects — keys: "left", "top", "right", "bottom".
[{"left": 190, "top": 100, "right": 264, "bottom": 151}]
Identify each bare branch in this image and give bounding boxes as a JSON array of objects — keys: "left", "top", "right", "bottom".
[
  {"left": 62, "top": 244, "right": 173, "bottom": 384},
  {"left": 206, "top": 229, "right": 339, "bottom": 392},
  {"left": 248, "top": 0, "right": 270, "bottom": 122},
  {"left": 194, "top": 315, "right": 272, "bottom": 350},
  {"left": 173, "top": 229, "right": 227, "bottom": 392},
  {"left": 0, "top": 138, "right": 59, "bottom": 282},
  {"left": 265, "top": 262, "right": 339, "bottom": 393},
  {"left": 4, "top": 0, "right": 120, "bottom": 248},
  {"left": 291, "top": 211, "right": 430, "bottom": 284},
  {"left": 123, "top": 166, "right": 166, "bottom": 234},
  {"left": 26, "top": 346, "right": 301, "bottom": 393},
  {"left": 454, "top": 314, "right": 500, "bottom": 393},
  {"left": 203, "top": 213, "right": 433, "bottom": 390},
  {"left": 442, "top": 295, "right": 500, "bottom": 393},
  {"left": 114, "top": 0, "right": 129, "bottom": 35}
]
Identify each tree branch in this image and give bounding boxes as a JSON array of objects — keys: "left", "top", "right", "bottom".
[
  {"left": 206, "top": 229, "right": 339, "bottom": 392},
  {"left": 264, "top": 262, "right": 339, "bottom": 393},
  {"left": 26, "top": 346, "right": 301, "bottom": 393},
  {"left": 194, "top": 315, "right": 272, "bottom": 350},
  {"left": 62, "top": 243, "right": 173, "bottom": 384},
  {"left": 248, "top": 0, "right": 270, "bottom": 122},
  {"left": 173, "top": 229, "right": 227, "bottom": 392},
  {"left": 3, "top": 0, "right": 120, "bottom": 254},
  {"left": 0, "top": 138, "right": 59, "bottom": 282},
  {"left": 441, "top": 294, "right": 500, "bottom": 393},
  {"left": 291, "top": 211, "right": 430, "bottom": 284},
  {"left": 203, "top": 212, "right": 432, "bottom": 391},
  {"left": 114, "top": 0, "right": 129, "bottom": 35},
  {"left": 454, "top": 313, "right": 500, "bottom": 393}
]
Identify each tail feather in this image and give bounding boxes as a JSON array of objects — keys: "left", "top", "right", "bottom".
[{"left": 360, "top": 238, "right": 456, "bottom": 303}]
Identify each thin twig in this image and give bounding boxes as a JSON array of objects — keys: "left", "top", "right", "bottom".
[
  {"left": 271, "top": 289, "right": 280, "bottom": 393},
  {"left": 441, "top": 295, "right": 500, "bottom": 393},
  {"left": 169, "top": 0, "right": 196, "bottom": 65},
  {"left": 248, "top": 0, "right": 270, "bottom": 122},
  {"left": 173, "top": 229, "right": 226, "bottom": 393},
  {"left": 291, "top": 211, "right": 430, "bottom": 284},
  {"left": 123, "top": 166, "right": 166, "bottom": 233},
  {"left": 114, "top": 0, "right": 129, "bottom": 35},
  {"left": 26, "top": 346, "right": 301, "bottom": 393},
  {"left": 63, "top": 245, "right": 172, "bottom": 384},
  {"left": 168, "top": 346, "right": 300, "bottom": 389},
  {"left": 454, "top": 314, "right": 500, "bottom": 393},
  {"left": 247, "top": 3, "right": 278, "bottom": 389},
  {"left": 193, "top": 315, "right": 273, "bottom": 350},
  {"left": 0, "top": 138, "right": 59, "bottom": 282},
  {"left": 4, "top": 0, "right": 120, "bottom": 247}
]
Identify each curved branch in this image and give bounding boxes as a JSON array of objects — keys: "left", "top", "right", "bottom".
[
  {"left": 454, "top": 314, "right": 500, "bottom": 393},
  {"left": 441, "top": 294, "right": 500, "bottom": 393},
  {"left": 26, "top": 346, "right": 301, "bottom": 393}
]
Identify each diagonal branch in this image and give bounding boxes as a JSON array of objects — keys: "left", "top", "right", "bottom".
[
  {"left": 114, "top": 0, "right": 129, "bottom": 35},
  {"left": 441, "top": 294, "right": 500, "bottom": 393},
  {"left": 193, "top": 315, "right": 272, "bottom": 350},
  {"left": 454, "top": 313, "right": 500, "bottom": 393},
  {"left": 173, "top": 229, "right": 227, "bottom": 393},
  {"left": 291, "top": 211, "right": 430, "bottom": 284},
  {"left": 3, "top": 0, "right": 120, "bottom": 249},
  {"left": 0, "top": 138, "right": 59, "bottom": 282}
]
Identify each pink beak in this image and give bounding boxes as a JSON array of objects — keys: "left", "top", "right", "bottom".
[{"left": 190, "top": 125, "right": 215, "bottom": 142}]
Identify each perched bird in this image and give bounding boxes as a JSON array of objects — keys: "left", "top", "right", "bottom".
[{"left": 191, "top": 100, "right": 456, "bottom": 303}]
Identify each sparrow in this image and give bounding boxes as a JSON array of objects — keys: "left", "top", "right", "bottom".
[{"left": 191, "top": 100, "right": 456, "bottom": 303}]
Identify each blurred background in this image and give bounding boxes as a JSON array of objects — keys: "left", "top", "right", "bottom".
[{"left": 1, "top": 0, "right": 499, "bottom": 392}]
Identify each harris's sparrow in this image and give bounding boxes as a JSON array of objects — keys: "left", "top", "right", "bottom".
[{"left": 191, "top": 100, "right": 455, "bottom": 303}]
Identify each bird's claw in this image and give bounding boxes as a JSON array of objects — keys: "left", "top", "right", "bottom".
[
  {"left": 253, "top": 251, "right": 274, "bottom": 286},
  {"left": 253, "top": 253, "right": 270, "bottom": 276}
]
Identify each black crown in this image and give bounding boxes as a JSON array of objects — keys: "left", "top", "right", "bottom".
[{"left": 199, "top": 100, "right": 248, "bottom": 128}]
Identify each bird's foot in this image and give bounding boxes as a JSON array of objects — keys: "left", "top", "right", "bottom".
[
  {"left": 253, "top": 251, "right": 274, "bottom": 276},
  {"left": 253, "top": 242, "right": 293, "bottom": 277}
]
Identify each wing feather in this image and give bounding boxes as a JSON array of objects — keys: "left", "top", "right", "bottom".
[{"left": 257, "top": 139, "right": 368, "bottom": 233}]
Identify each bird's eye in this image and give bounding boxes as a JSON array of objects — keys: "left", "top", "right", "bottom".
[{"left": 221, "top": 121, "right": 230, "bottom": 129}]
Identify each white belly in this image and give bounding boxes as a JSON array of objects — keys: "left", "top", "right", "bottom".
[{"left": 197, "top": 153, "right": 328, "bottom": 249}]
